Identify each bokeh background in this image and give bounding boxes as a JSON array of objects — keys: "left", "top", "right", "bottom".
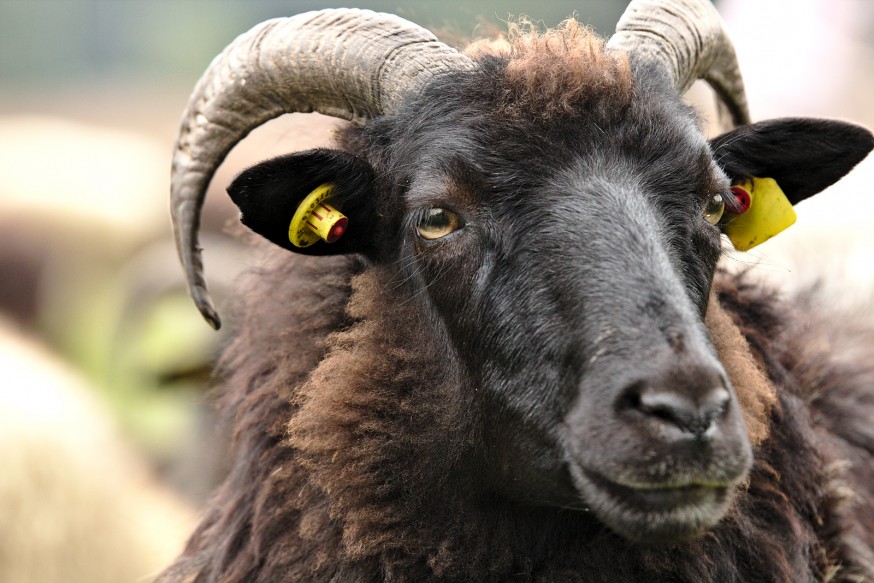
[{"left": 1, "top": 1, "right": 871, "bottom": 581}]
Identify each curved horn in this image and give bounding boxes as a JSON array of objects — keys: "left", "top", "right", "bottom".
[
  {"left": 171, "top": 8, "right": 474, "bottom": 328},
  {"left": 606, "top": 0, "right": 750, "bottom": 128}
]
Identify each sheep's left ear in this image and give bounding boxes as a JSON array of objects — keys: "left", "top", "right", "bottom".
[
  {"left": 227, "top": 149, "right": 377, "bottom": 256},
  {"left": 710, "top": 118, "right": 873, "bottom": 205}
]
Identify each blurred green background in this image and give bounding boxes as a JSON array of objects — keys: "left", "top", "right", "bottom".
[{"left": 0, "top": 1, "right": 872, "bottom": 582}]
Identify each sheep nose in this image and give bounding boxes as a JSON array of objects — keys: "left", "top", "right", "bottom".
[
  {"left": 635, "top": 385, "right": 730, "bottom": 438},
  {"left": 617, "top": 359, "right": 733, "bottom": 441}
]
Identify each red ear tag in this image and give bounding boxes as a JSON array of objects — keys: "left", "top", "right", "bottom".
[
  {"left": 728, "top": 185, "right": 752, "bottom": 215},
  {"left": 324, "top": 214, "right": 348, "bottom": 243}
]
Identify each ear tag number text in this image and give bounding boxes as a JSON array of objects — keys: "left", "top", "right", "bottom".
[{"left": 288, "top": 184, "right": 348, "bottom": 248}]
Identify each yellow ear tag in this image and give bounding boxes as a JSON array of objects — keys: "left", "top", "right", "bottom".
[
  {"left": 723, "top": 177, "right": 796, "bottom": 251},
  {"left": 288, "top": 184, "right": 348, "bottom": 248}
]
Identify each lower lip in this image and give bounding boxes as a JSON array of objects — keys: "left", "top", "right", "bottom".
[
  {"left": 586, "top": 471, "right": 726, "bottom": 509},
  {"left": 581, "top": 470, "right": 732, "bottom": 542},
  {"left": 611, "top": 481, "right": 722, "bottom": 512}
]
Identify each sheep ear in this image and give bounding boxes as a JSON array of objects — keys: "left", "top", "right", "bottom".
[
  {"left": 227, "top": 149, "right": 376, "bottom": 256},
  {"left": 710, "top": 118, "right": 873, "bottom": 205}
]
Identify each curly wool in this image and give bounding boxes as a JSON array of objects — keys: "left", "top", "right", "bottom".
[
  {"left": 466, "top": 18, "right": 633, "bottom": 119},
  {"left": 156, "top": 250, "right": 874, "bottom": 582}
]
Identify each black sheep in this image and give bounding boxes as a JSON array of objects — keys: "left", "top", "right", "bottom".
[{"left": 158, "top": 2, "right": 874, "bottom": 581}]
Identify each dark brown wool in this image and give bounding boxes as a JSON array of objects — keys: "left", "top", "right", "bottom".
[{"left": 157, "top": 244, "right": 874, "bottom": 582}]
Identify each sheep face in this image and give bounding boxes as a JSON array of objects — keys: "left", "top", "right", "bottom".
[
  {"left": 386, "top": 63, "right": 751, "bottom": 545},
  {"left": 231, "top": 59, "right": 744, "bottom": 543},
  {"left": 228, "top": 54, "right": 873, "bottom": 544}
]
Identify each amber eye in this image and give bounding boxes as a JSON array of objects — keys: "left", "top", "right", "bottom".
[
  {"left": 416, "top": 208, "right": 461, "bottom": 240},
  {"left": 703, "top": 193, "right": 725, "bottom": 225}
]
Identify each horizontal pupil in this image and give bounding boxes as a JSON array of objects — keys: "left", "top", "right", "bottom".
[{"left": 423, "top": 210, "right": 450, "bottom": 227}]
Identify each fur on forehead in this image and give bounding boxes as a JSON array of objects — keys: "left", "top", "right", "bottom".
[{"left": 466, "top": 18, "right": 633, "bottom": 119}]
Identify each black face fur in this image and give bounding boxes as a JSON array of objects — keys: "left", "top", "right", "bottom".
[{"left": 227, "top": 48, "right": 873, "bottom": 544}]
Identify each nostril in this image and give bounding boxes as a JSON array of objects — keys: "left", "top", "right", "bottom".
[
  {"left": 634, "top": 386, "right": 730, "bottom": 438},
  {"left": 638, "top": 390, "right": 697, "bottom": 432},
  {"left": 699, "top": 387, "right": 731, "bottom": 421}
]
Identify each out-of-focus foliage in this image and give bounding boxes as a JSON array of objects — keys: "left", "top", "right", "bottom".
[{"left": 0, "top": 115, "right": 224, "bottom": 482}]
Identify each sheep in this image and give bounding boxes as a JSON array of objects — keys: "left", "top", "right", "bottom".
[
  {"left": 157, "top": 1, "right": 874, "bottom": 581},
  {"left": 0, "top": 318, "right": 194, "bottom": 583}
]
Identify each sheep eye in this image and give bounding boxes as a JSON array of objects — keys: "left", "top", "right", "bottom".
[
  {"left": 416, "top": 208, "right": 461, "bottom": 240},
  {"left": 703, "top": 193, "right": 725, "bottom": 225}
]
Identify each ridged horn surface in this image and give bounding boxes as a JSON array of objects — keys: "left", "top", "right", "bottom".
[
  {"left": 607, "top": 0, "right": 750, "bottom": 128},
  {"left": 171, "top": 8, "right": 474, "bottom": 328}
]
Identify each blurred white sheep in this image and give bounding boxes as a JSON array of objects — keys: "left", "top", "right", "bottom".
[{"left": 0, "top": 318, "right": 194, "bottom": 583}]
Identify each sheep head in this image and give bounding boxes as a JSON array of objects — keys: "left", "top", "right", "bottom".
[{"left": 171, "top": 0, "right": 874, "bottom": 545}]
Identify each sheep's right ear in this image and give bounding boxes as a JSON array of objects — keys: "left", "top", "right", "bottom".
[{"left": 227, "top": 149, "right": 376, "bottom": 256}]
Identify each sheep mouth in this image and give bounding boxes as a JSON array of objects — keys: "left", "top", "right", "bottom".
[{"left": 575, "top": 469, "right": 735, "bottom": 544}]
